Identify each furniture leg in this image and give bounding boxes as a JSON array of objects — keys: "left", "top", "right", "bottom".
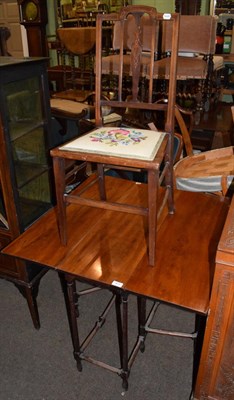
[
  {"left": 52, "top": 156, "right": 67, "bottom": 245},
  {"left": 24, "top": 285, "right": 40, "bottom": 330},
  {"left": 115, "top": 293, "right": 123, "bottom": 365},
  {"left": 137, "top": 296, "right": 147, "bottom": 352},
  {"left": 164, "top": 139, "right": 175, "bottom": 215},
  {"left": 63, "top": 275, "right": 130, "bottom": 388},
  {"left": 120, "top": 292, "right": 129, "bottom": 391},
  {"left": 147, "top": 169, "right": 158, "bottom": 266},
  {"left": 66, "top": 277, "right": 82, "bottom": 371},
  {"left": 192, "top": 313, "right": 206, "bottom": 392},
  {"left": 97, "top": 163, "right": 106, "bottom": 200}
]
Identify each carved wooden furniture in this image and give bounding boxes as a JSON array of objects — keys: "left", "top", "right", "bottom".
[
  {"left": 0, "top": 57, "right": 54, "bottom": 329},
  {"left": 151, "top": 15, "right": 222, "bottom": 121},
  {"left": 194, "top": 194, "right": 234, "bottom": 400},
  {"left": 50, "top": 6, "right": 180, "bottom": 266},
  {"left": 3, "top": 177, "right": 229, "bottom": 392}
]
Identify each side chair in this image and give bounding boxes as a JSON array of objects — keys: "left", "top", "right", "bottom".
[
  {"left": 50, "top": 5, "right": 180, "bottom": 267},
  {"left": 150, "top": 15, "right": 223, "bottom": 123}
]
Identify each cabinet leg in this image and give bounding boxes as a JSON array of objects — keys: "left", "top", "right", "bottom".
[{"left": 24, "top": 286, "right": 40, "bottom": 330}]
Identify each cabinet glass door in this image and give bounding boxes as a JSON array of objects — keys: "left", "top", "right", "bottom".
[
  {"left": 0, "top": 180, "right": 8, "bottom": 230},
  {"left": 4, "top": 76, "right": 52, "bottom": 229}
]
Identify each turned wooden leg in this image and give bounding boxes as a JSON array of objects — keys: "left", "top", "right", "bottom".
[{"left": 52, "top": 156, "right": 67, "bottom": 245}]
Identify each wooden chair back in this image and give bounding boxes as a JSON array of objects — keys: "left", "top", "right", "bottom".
[
  {"left": 152, "top": 15, "right": 219, "bottom": 121},
  {"left": 112, "top": 14, "right": 159, "bottom": 53},
  {"left": 95, "top": 5, "right": 180, "bottom": 145},
  {"left": 163, "top": 15, "right": 217, "bottom": 55}
]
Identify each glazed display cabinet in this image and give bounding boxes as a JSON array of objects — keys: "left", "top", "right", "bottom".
[{"left": 0, "top": 57, "right": 53, "bottom": 329}]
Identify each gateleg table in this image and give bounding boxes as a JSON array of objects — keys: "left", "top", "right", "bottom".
[{"left": 2, "top": 176, "right": 229, "bottom": 392}]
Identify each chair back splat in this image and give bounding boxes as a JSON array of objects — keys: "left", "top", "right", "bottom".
[
  {"left": 50, "top": 6, "right": 180, "bottom": 266},
  {"left": 95, "top": 5, "right": 180, "bottom": 198},
  {"left": 96, "top": 6, "right": 179, "bottom": 130}
]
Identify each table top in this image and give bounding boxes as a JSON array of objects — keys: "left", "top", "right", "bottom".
[{"left": 3, "top": 176, "right": 229, "bottom": 315}]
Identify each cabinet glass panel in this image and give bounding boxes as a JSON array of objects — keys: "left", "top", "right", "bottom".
[
  {"left": 0, "top": 181, "right": 8, "bottom": 230},
  {"left": 4, "top": 76, "right": 52, "bottom": 229}
]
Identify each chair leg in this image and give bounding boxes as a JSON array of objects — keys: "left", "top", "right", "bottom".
[
  {"left": 164, "top": 138, "right": 175, "bottom": 215},
  {"left": 147, "top": 169, "right": 159, "bottom": 266},
  {"left": 97, "top": 163, "right": 106, "bottom": 200}
]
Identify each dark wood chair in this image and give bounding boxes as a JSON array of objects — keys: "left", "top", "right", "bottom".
[
  {"left": 50, "top": 5, "right": 180, "bottom": 266},
  {"left": 150, "top": 15, "right": 223, "bottom": 123}
]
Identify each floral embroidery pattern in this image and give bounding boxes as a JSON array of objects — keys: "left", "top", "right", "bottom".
[{"left": 90, "top": 128, "right": 147, "bottom": 146}]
